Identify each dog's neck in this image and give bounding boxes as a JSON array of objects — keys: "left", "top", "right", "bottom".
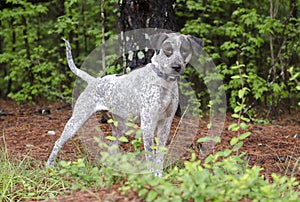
[{"left": 150, "top": 64, "right": 180, "bottom": 82}]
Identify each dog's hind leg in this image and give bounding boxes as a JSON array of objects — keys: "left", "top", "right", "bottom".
[{"left": 46, "top": 96, "right": 96, "bottom": 167}]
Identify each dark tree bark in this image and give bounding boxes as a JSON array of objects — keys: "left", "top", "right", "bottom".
[
  {"left": 119, "top": 0, "right": 177, "bottom": 71},
  {"left": 119, "top": 0, "right": 176, "bottom": 31}
]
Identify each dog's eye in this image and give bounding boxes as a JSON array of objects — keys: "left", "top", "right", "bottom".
[
  {"left": 162, "top": 42, "right": 173, "bottom": 57},
  {"left": 180, "top": 46, "right": 191, "bottom": 57},
  {"left": 180, "top": 40, "right": 191, "bottom": 57}
]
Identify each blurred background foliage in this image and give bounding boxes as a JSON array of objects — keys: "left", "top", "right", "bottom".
[{"left": 0, "top": 0, "right": 299, "bottom": 118}]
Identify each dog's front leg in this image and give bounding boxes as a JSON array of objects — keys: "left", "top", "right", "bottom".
[
  {"left": 140, "top": 113, "right": 157, "bottom": 173},
  {"left": 155, "top": 117, "right": 173, "bottom": 177}
]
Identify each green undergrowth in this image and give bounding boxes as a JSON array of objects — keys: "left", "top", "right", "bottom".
[
  {"left": 0, "top": 141, "right": 299, "bottom": 201},
  {"left": 0, "top": 140, "right": 68, "bottom": 201},
  {"left": 123, "top": 153, "right": 299, "bottom": 202}
]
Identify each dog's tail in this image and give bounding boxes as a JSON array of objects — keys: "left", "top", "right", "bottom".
[{"left": 63, "top": 39, "right": 95, "bottom": 83}]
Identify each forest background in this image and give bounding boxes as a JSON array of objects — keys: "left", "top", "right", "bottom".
[{"left": 0, "top": 0, "right": 299, "bottom": 118}]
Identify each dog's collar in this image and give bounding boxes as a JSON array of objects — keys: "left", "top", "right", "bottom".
[{"left": 151, "top": 65, "right": 180, "bottom": 82}]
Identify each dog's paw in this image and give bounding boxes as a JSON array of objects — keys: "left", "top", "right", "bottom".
[
  {"left": 154, "top": 170, "right": 163, "bottom": 178},
  {"left": 44, "top": 161, "right": 54, "bottom": 169}
]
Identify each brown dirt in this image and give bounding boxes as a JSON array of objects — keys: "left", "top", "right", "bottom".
[{"left": 0, "top": 99, "right": 299, "bottom": 201}]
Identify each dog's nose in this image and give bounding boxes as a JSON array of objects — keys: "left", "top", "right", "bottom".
[{"left": 172, "top": 64, "right": 181, "bottom": 72}]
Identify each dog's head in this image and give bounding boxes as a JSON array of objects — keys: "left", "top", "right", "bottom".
[{"left": 151, "top": 33, "right": 204, "bottom": 76}]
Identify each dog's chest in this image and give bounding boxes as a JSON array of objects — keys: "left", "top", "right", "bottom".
[
  {"left": 96, "top": 67, "right": 179, "bottom": 119},
  {"left": 143, "top": 83, "right": 178, "bottom": 117}
]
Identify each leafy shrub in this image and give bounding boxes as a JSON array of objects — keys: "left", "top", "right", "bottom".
[
  {"left": 5, "top": 47, "right": 71, "bottom": 103},
  {"left": 58, "top": 158, "right": 104, "bottom": 190},
  {"left": 178, "top": 0, "right": 300, "bottom": 114},
  {"left": 122, "top": 151, "right": 299, "bottom": 202}
]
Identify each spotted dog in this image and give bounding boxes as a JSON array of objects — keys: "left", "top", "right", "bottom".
[{"left": 46, "top": 33, "right": 204, "bottom": 176}]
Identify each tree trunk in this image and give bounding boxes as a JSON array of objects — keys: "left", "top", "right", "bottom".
[
  {"left": 6, "top": 20, "right": 15, "bottom": 96},
  {"left": 119, "top": 0, "right": 176, "bottom": 71}
]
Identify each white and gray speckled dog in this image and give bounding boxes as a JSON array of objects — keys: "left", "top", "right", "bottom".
[{"left": 46, "top": 33, "right": 203, "bottom": 176}]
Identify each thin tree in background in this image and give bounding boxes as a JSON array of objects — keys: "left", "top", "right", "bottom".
[{"left": 101, "top": 0, "right": 106, "bottom": 70}]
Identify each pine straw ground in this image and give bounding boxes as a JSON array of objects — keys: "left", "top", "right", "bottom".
[{"left": 0, "top": 99, "right": 299, "bottom": 201}]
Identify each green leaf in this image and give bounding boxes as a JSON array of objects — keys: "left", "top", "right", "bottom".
[
  {"left": 107, "top": 119, "right": 114, "bottom": 123},
  {"left": 118, "top": 136, "right": 128, "bottom": 142},
  {"left": 138, "top": 188, "right": 148, "bottom": 197},
  {"left": 114, "top": 121, "right": 118, "bottom": 127},
  {"left": 106, "top": 136, "right": 117, "bottom": 141},
  {"left": 234, "top": 105, "right": 242, "bottom": 113},
  {"left": 31, "top": 88, "right": 38, "bottom": 95},
  {"left": 107, "top": 119, "right": 118, "bottom": 127},
  {"left": 239, "top": 132, "right": 251, "bottom": 140},
  {"left": 232, "top": 141, "right": 243, "bottom": 151},
  {"left": 125, "top": 129, "right": 135, "bottom": 135},
  {"left": 223, "top": 148, "right": 232, "bottom": 157},
  {"left": 231, "top": 113, "right": 239, "bottom": 119},
  {"left": 204, "top": 154, "right": 213, "bottom": 165},
  {"left": 230, "top": 137, "right": 239, "bottom": 145},
  {"left": 228, "top": 123, "right": 239, "bottom": 131},
  {"left": 240, "top": 122, "right": 248, "bottom": 129},
  {"left": 197, "top": 136, "right": 221, "bottom": 143},
  {"left": 125, "top": 122, "right": 135, "bottom": 127},
  {"left": 231, "top": 75, "right": 241, "bottom": 79},
  {"left": 238, "top": 89, "right": 245, "bottom": 99},
  {"left": 240, "top": 116, "right": 250, "bottom": 122},
  {"left": 290, "top": 72, "right": 299, "bottom": 81},
  {"left": 146, "top": 190, "right": 158, "bottom": 202},
  {"left": 207, "top": 123, "right": 211, "bottom": 129}
]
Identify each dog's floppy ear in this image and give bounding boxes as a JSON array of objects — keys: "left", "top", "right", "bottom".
[
  {"left": 187, "top": 35, "right": 204, "bottom": 55},
  {"left": 149, "top": 33, "right": 169, "bottom": 52}
]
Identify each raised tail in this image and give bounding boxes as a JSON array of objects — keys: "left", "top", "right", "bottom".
[{"left": 63, "top": 39, "right": 95, "bottom": 83}]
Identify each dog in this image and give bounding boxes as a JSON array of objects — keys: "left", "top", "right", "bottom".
[{"left": 46, "top": 33, "right": 204, "bottom": 176}]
